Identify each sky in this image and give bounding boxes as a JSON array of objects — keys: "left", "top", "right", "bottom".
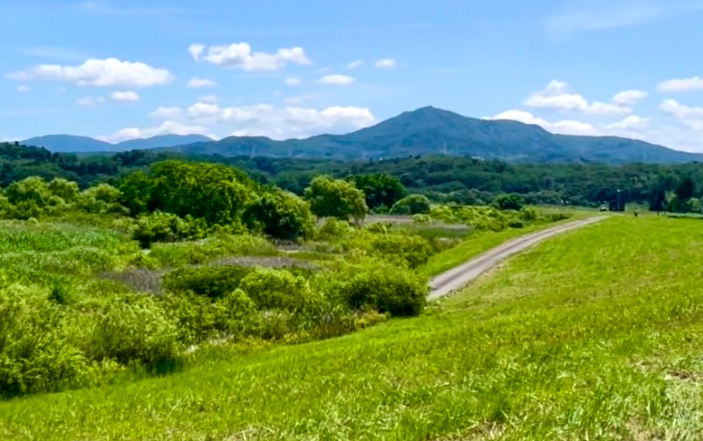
[{"left": 3, "top": 0, "right": 703, "bottom": 151}]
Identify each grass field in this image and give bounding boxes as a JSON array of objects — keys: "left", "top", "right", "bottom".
[{"left": 3, "top": 215, "right": 703, "bottom": 439}]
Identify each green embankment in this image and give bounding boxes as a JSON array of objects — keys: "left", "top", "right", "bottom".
[{"left": 5, "top": 216, "right": 703, "bottom": 440}]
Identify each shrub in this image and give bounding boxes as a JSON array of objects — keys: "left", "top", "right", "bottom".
[
  {"left": 238, "top": 268, "right": 320, "bottom": 312},
  {"left": 88, "top": 295, "right": 179, "bottom": 365},
  {"left": 316, "top": 218, "right": 353, "bottom": 241},
  {"left": 149, "top": 234, "right": 276, "bottom": 267},
  {"left": 304, "top": 175, "right": 368, "bottom": 224},
  {"left": 494, "top": 193, "right": 525, "bottom": 211},
  {"left": 332, "top": 264, "right": 428, "bottom": 317},
  {"left": 132, "top": 212, "right": 208, "bottom": 248},
  {"left": 243, "top": 190, "right": 315, "bottom": 240},
  {"left": 163, "top": 265, "right": 252, "bottom": 299},
  {"left": 368, "top": 233, "right": 434, "bottom": 268},
  {"left": 391, "top": 194, "right": 432, "bottom": 215},
  {"left": 0, "top": 285, "right": 87, "bottom": 395}
]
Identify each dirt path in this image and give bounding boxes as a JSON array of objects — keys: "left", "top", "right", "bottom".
[{"left": 428, "top": 216, "right": 607, "bottom": 300}]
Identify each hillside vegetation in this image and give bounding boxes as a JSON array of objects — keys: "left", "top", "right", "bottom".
[{"left": 2, "top": 216, "right": 703, "bottom": 439}]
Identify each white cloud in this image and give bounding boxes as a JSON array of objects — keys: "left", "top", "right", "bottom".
[
  {"left": 110, "top": 91, "right": 140, "bottom": 102},
  {"left": 189, "top": 42, "right": 311, "bottom": 71},
  {"left": 661, "top": 99, "right": 703, "bottom": 131},
  {"left": 658, "top": 77, "right": 703, "bottom": 92},
  {"left": 98, "top": 121, "right": 213, "bottom": 143},
  {"left": 186, "top": 77, "right": 217, "bottom": 88},
  {"left": 144, "top": 101, "right": 375, "bottom": 140},
  {"left": 524, "top": 80, "right": 631, "bottom": 115},
  {"left": 347, "top": 60, "right": 364, "bottom": 69},
  {"left": 546, "top": 5, "right": 664, "bottom": 35},
  {"left": 317, "top": 74, "right": 355, "bottom": 86},
  {"left": 76, "top": 96, "right": 105, "bottom": 107},
  {"left": 17, "top": 85, "right": 31, "bottom": 92},
  {"left": 605, "top": 115, "right": 649, "bottom": 131},
  {"left": 612, "top": 89, "right": 648, "bottom": 105},
  {"left": 8, "top": 58, "right": 173, "bottom": 88},
  {"left": 488, "top": 109, "right": 598, "bottom": 135},
  {"left": 199, "top": 94, "right": 218, "bottom": 103},
  {"left": 375, "top": 58, "right": 396, "bottom": 69},
  {"left": 285, "top": 77, "right": 302, "bottom": 86}
]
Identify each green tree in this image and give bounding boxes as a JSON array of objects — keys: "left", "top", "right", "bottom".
[
  {"left": 47, "top": 178, "right": 79, "bottom": 202},
  {"left": 390, "top": 194, "right": 431, "bottom": 215},
  {"left": 243, "top": 190, "right": 315, "bottom": 240},
  {"left": 118, "top": 171, "right": 156, "bottom": 215},
  {"left": 348, "top": 173, "right": 407, "bottom": 211},
  {"left": 494, "top": 193, "right": 525, "bottom": 211},
  {"left": 649, "top": 187, "right": 667, "bottom": 213},
  {"left": 150, "top": 161, "right": 253, "bottom": 226},
  {"left": 675, "top": 177, "right": 696, "bottom": 202},
  {"left": 304, "top": 175, "right": 368, "bottom": 224}
]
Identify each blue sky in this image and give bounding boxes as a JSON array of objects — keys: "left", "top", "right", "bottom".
[{"left": 3, "top": 0, "right": 703, "bottom": 151}]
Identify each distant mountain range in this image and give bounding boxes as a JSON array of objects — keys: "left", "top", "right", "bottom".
[
  {"left": 21, "top": 134, "right": 214, "bottom": 153},
  {"left": 20, "top": 107, "right": 703, "bottom": 164}
]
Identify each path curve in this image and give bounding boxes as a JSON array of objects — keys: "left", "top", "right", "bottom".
[{"left": 428, "top": 216, "right": 607, "bottom": 300}]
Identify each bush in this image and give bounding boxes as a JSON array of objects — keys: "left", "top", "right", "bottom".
[
  {"left": 494, "top": 193, "right": 525, "bottom": 211},
  {"left": 149, "top": 234, "right": 276, "bottom": 267},
  {"left": 391, "top": 194, "right": 432, "bottom": 215},
  {"left": 132, "top": 212, "right": 208, "bottom": 248},
  {"left": 243, "top": 190, "right": 315, "bottom": 240},
  {"left": 332, "top": 264, "right": 428, "bottom": 316},
  {"left": 163, "top": 265, "right": 252, "bottom": 299},
  {"left": 316, "top": 218, "right": 353, "bottom": 241},
  {"left": 88, "top": 295, "right": 179, "bottom": 365},
  {"left": 0, "top": 285, "right": 87, "bottom": 395},
  {"left": 368, "top": 233, "right": 434, "bottom": 268},
  {"left": 238, "top": 268, "right": 321, "bottom": 312}
]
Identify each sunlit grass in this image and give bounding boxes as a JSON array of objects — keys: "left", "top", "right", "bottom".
[{"left": 3, "top": 216, "right": 703, "bottom": 439}]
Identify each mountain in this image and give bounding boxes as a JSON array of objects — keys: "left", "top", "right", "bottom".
[
  {"left": 162, "top": 107, "right": 703, "bottom": 164},
  {"left": 22, "top": 134, "right": 213, "bottom": 153},
  {"left": 21, "top": 107, "right": 703, "bottom": 163},
  {"left": 22, "top": 135, "right": 113, "bottom": 153}
]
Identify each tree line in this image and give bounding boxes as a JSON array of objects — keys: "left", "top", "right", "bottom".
[{"left": 5, "top": 141, "right": 703, "bottom": 213}]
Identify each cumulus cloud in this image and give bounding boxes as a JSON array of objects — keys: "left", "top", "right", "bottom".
[
  {"left": 189, "top": 42, "right": 311, "bottom": 71},
  {"left": 524, "top": 80, "right": 631, "bottom": 115},
  {"left": 317, "top": 74, "right": 355, "bottom": 86},
  {"left": 612, "top": 89, "right": 648, "bottom": 105},
  {"left": 110, "top": 91, "right": 140, "bottom": 102},
  {"left": 285, "top": 77, "right": 302, "bottom": 86},
  {"left": 139, "top": 101, "right": 376, "bottom": 140},
  {"left": 347, "top": 60, "right": 364, "bottom": 69},
  {"left": 98, "top": 121, "right": 213, "bottom": 143},
  {"left": 661, "top": 99, "right": 703, "bottom": 131},
  {"left": 7, "top": 58, "right": 173, "bottom": 88},
  {"left": 605, "top": 115, "right": 649, "bottom": 131},
  {"left": 186, "top": 77, "right": 217, "bottom": 88},
  {"left": 375, "top": 58, "right": 396, "bottom": 69},
  {"left": 658, "top": 77, "right": 703, "bottom": 92}
]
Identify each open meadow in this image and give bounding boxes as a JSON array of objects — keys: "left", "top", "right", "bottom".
[{"left": 1, "top": 215, "right": 702, "bottom": 440}]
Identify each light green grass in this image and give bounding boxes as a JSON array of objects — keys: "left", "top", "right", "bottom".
[
  {"left": 419, "top": 212, "right": 589, "bottom": 277},
  {"left": 4, "top": 215, "right": 703, "bottom": 440}
]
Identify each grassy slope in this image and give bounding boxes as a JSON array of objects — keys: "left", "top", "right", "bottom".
[
  {"left": 4, "top": 215, "right": 703, "bottom": 440},
  {"left": 420, "top": 210, "right": 592, "bottom": 277}
]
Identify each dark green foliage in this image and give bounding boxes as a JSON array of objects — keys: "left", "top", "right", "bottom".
[
  {"left": 348, "top": 173, "right": 407, "bottom": 210},
  {"left": 132, "top": 212, "right": 207, "bottom": 248},
  {"left": 118, "top": 171, "right": 155, "bottom": 215},
  {"left": 162, "top": 265, "right": 252, "bottom": 299},
  {"left": 390, "top": 194, "right": 431, "bottom": 215},
  {"left": 333, "top": 264, "right": 427, "bottom": 316},
  {"left": 243, "top": 190, "right": 315, "bottom": 240},
  {"left": 304, "top": 175, "right": 368, "bottom": 223},
  {"left": 494, "top": 193, "right": 525, "bottom": 211},
  {"left": 150, "top": 160, "right": 252, "bottom": 226},
  {"left": 676, "top": 177, "right": 696, "bottom": 202}
]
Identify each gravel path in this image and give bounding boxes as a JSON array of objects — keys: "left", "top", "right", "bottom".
[{"left": 428, "top": 216, "right": 607, "bottom": 300}]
